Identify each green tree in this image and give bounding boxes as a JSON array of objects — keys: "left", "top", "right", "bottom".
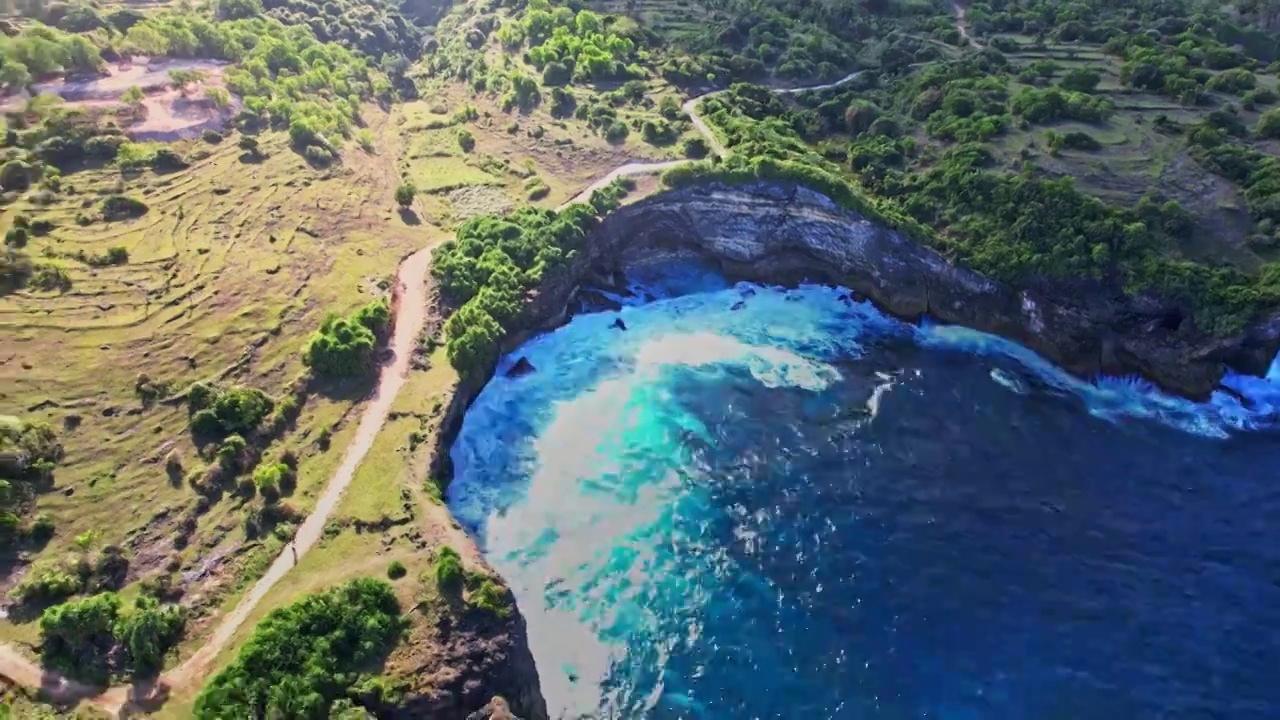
[
  {"left": 394, "top": 182, "right": 416, "bottom": 207},
  {"left": 194, "top": 579, "right": 404, "bottom": 719}
]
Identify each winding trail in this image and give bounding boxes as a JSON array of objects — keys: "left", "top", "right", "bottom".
[
  {"left": 564, "top": 71, "right": 862, "bottom": 207},
  {"left": 954, "top": 2, "right": 985, "bottom": 50},
  {"left": 0, "top": 67, "right": 868, "bottom": 716}
]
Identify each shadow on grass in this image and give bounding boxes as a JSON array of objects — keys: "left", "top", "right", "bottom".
[{"left": 397, "top": 207, "right": 421, "bottom": 225}]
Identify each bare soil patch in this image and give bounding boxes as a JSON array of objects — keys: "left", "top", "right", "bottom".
[{"left": 2, "top": 57, "right": 239, "bottom": 141}]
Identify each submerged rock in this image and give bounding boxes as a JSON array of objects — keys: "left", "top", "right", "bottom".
[{"left": 506, "top": 357, "right": 536, "bottom": 378}]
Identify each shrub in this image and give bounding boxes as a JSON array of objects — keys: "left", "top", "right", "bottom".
[
  {"left": 386, "top": 560, "right": 407, "bottom": 580},
  {"left": 39, "top": 592, "right": 120, "bottom": 681},
  {"left": 303, "top": 299, "right": 391, "bottom": 377},
  {"left": 31, "top": 513, "right": 55, "bottom": 542},
  {"left": 29, "top": 264, "right": 72, "bottom": 292},
  {"left": 524, "top": 176, "right": 550, "bottom": 200},
  {"left": 100, "top": 195, "right": 148, "bottom": 221},
  {"left": 201, "top": 129, "right": 223, "bottom": 144},
  {"left": 604, "top": 120, "right": 629, "bottom": 143},
  {"left": 469, "top": 578, "right": 510, "bottom": 616},
  {"left": 237, "top": 136, "right": 260, "bottom": 154},
  {"left": 303, "top": 144, "right": 335, "bottom": 166},
  {"left": 121, "top": 86, "right": 145, "bottom": 104},
  {"left": 14, "top": 568, "right": 82, "bottom": 604},
  {"left": 1047, "top": 130, "right": 1103, "bottom": 151},
  {"left": 682, "top": 136, "right": 709, "bottom": 159},
  {"left": 457, "top": 129, "right": 476, "bottom": 153},
  {"left": 0, "top": 160, "right": 32, "bottom": 191},
  {"left": 204, "top": 87, "right": 230, "bottom": 109},
  {"left": 188, "top": 385, "right": 274, "bottom": 435},
  {"left": 394, "top": 183, "right": 416, "bottom": 207},
  {"left": 2, "top": 248, "right": 34, "bottom": 291},
  {"left": 1258, "top": 109, "right": 1280, "bottom": 140},
  {"left": 1059, "top": 68, "right": 1101, "bottom": 93},
  {"left": 114, "top": 595, "right": 184, "bottom": 675},
  {"left": 251, "top": 462, "right": 290, "bottom": 501},
  {"left": 5, "top": 226, "right": 28, "bottom": 248},
  {"left": 39, "top": 592, "right": 183, "bottom": 682},
  {"left": 194, "top": 579, "right": 404, "bottom": 719},
  {"left": 641, "top": 119, "right": 678, "bottom": 145},
  {"left": 434, "top": 546, "right": 463, "bottom": 591}
]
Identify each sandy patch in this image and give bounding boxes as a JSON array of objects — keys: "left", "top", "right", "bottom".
[{"left": 1, "top": 57, "right": 240, "bottom": 141}]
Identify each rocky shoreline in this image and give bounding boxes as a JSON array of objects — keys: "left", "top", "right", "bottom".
[
  {"left": 429, "top": 179, "right": 1280, "bottom": 719},
  {"left": 554, "top": 181, "right": 1280, "bottom": 400}
]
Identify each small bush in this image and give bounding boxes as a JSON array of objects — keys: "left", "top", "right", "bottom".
[
  {"left": 304, "top": 144, "right": 335, "bottom": 166},
  {"left": 303, "top": 300, "right": 391, "bottom": 377},
  {"left": 201, "top": 129, "right": 223, "bottom": 144},
  {"left": 434, "top": 546, "right": 463, "bottom": 591},
  {"left": 31, "top": 513, "right": 56, "bottom": 542},
  {"left": 251, "top": 461, "right": 290, "bottom": 501},
  {"left": 5, "top": 226, "right": 27, "bottom": 247},
  {"left": 469, "top": 578, "right": 510, "bottom": 616},
  {"left": 187, "top": 385, "right": 274, "bottom": 436},
  {"left": 14, "top": 567, "right": 82, "bottom": 604},
  {"left": 100, "top": 195, "right": 148, "bottom": 221},
  {"left": 0, "top": 160, "right": 32, "bottom": 192},
  {"left": 29, "top": 264, "right": 72, "bottom": 292},
  {"left": 394, "top": 182, "right": 416, "bottom": 207},
  {"left": 524, "top": 176, "right": 550, "bottom": 200},
  {"left": 604, "top": 121, "right": 629, "bottom": 143},
  {"left": 457, "top": 129, "right": 476, "bottom": 152},
  {"left": 387, "top": 560, "right": 407, "bottom": 580},
  {"left": 682, "top": 136, "right": 709, "bottom": 159}
]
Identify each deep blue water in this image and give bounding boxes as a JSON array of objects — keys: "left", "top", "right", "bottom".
[{"left": 447, "top": 262, "right": 1280, "bottom": 720}]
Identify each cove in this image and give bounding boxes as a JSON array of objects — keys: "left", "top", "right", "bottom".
[{"left": 447, "top": 260, "right": 1280, "bottom": 720}]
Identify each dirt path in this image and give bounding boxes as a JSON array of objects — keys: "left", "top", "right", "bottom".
[
  {"left": 954, "top": 2, "right": 984, "bottom": 49},
  {"left": 563, "top": 70, "right": 862, "bottom": 207},
  {"left": 0, "top": 68, "right": 865, "bottom": 716},
  {"left": 0, "top": 246, "right": 438, "bottom": 716}
]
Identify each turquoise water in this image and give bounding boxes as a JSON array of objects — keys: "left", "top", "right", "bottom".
[{"left": 447, "top": 262, "right": 1280, "bottom": 719}]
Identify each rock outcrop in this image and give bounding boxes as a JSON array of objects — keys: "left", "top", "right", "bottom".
[
  {"left": 517, "top": 181, "right": 1280, "bottom": 400},
  {"left": 383, "top": 596, "right": 547, "bottom": 720}
]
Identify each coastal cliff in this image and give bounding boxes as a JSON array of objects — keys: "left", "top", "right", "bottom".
[
  {"left": 520, "top": 181, "right": 1280, "bottom": 400},
  {"left": 427, "top": 180, "right": 1280, "bottom": 719}
]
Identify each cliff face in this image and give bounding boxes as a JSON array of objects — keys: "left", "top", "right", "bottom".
[{"left": 520, "top": 181, "right": 1280, "bottom": 400}]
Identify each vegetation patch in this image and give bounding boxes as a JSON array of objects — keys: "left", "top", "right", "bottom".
[
  {"left": 193, "top": 578, "right": 405, "bottom": 718},
  {"left": 302, "top": 299, "right": 392, "bottom": 377},
  {"left": 39, "top": 592, "right": 184, "bottom": 683}
]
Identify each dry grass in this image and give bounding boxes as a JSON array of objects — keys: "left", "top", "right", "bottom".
[{"left": 0, "top": 105, "right": 426, "bottom": 649}]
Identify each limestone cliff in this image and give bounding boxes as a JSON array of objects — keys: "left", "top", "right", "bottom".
[{"left": 522, "top": 181, "right": 1280, "bottom": 400}]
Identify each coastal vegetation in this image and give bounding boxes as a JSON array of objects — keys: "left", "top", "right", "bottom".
[{"left": 193, "top": 578, "right": 405, "bottom": 717}]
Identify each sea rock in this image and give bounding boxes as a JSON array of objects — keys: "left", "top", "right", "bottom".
[
  {"left": 610, "top": 317, "right": 627, "bottom": 330},
  {"left": 505, "top": 357, "right": 536, "bottom": 378},
  {"left": 466, "top": 697, "right": 522, "bottom": 720}
]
